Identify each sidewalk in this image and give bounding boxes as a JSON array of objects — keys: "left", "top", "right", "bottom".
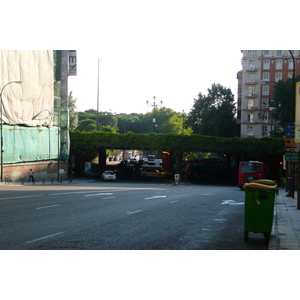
[{"left": 269, "top": 188, "right": 300, "bottom": 250}]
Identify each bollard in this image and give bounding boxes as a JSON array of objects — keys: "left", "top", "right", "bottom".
[
  {"left": 51, "top": 176, "right": 54, "bottom": 184},
  {"left": 21, "top": 176, "right": 24, "bottom": 185},
  {"left": 5, "top": 176, "right": 9, "bottom": 185},
  {"left": 42, "top": 177, "right": 45, "bottom": 184},
  {"left": 174, "top": 174, "right": 179, "bottom": 185}
]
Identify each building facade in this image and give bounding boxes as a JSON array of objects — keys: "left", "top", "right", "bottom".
[
  {"left": 0, "top": 50, "right": 76, "bottom": 182},
  {"left": 239, "top": 50, "right": 300, "bottom": 138}
]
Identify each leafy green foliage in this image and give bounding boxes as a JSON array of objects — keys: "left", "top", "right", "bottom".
[
  {"left": 75, "top": 107, "right": 192, "bottom": 134},
  {"left": 68, "top": 91, "right": 79, "bottom": 131},
  {"left": 70, "top": 131, "right": 284, "bottom": 162},
  {"left": 187, "top": 83, "right": 239, "bottom": 137},
  {"left": 272, "top": 75, "right": 300, "bottom": 128}
]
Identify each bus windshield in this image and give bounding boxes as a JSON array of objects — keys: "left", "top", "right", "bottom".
[{"left": 241, "top": 162, "right": 262, "bottom": 173}]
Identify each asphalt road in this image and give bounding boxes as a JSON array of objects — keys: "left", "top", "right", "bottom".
[{"left": 0, "top": 179, "right": 269, "bottom": 250}]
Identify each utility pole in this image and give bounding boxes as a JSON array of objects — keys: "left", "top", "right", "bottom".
[{"left": 97, "top": 58, "right": 100, "bottom": 131}]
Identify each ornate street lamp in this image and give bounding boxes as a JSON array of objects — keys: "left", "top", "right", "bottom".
[{"left": 146, "top": 96, "right": 163, "bottom": 132}]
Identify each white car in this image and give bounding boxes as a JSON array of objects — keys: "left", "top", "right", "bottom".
[{"left": 102, "top": 170, "right": 117, "bottom": 181}]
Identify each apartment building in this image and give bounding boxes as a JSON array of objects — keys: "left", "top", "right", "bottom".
[{"left": 239, "top": 50, "right": 300, "bottom": 138}]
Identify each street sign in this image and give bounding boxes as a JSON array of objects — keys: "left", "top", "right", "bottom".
[
  {"left": 295, "top": 124, "right": 300, "bottom": 143},
  {"left": 286, "top": 131, "right": 295, "bottom": 138},
  {"left": 285, "top": 139, "right": 296, "bottom": 146},
  {"left": 286, "top": 123, "right": 295, "bottom": 131},
  {"left": 285, "top": 146, "right": 297, "bottom": 153},
  {"left": 285, "top": 154, "right": 298, "bottom": 161}
]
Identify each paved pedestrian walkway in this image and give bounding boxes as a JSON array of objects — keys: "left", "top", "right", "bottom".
[{"left": 269, "top": 188, "right": 300, "bottom": 250}]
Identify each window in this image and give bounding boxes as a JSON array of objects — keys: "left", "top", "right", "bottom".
[
  {"left": 247, "top": 113, "right": 254, "bottom": 123},
  {"left": 247, "top": 99, "right": 254, "bottom": 108},
  {"left": 288, "top": 59, "right": 294, "bottom": 69},
  {"left": 262, "top": 85, "right": 269, "bottom": 95},
  {"left": 262, "top": 98, "right": 269, "bottom": 109},
  {"left": 262, "top": 126, "right": 268, "bottom": 136},
  {"left": 263, "top": 60, "right": 270, "bottom": 69},
  {"left": 276, "top": 50, "right": 282, "bottom": 56},
  {"left": 276, "top": 59, "right": 282, "bottom": 69},
  {"left": 247, "top": 126, "right": 253, "bottom": 136},
  {"left": 262, "top": 112, "right": 268, "bottom": 122},
  {"left": 248, "top": 73, "right": 255, "bottom": 80},
  {"left": 262, "top": 73, "right": 270, "bottom": 80},
  {"left": 249, "top": 60, "right": 255, "bottom": 69},
  {"left": 247, "top": 50, "right": 257, "bottom": 54},
  {"left": 248, "top": 86, "right": 255, "bottom": 95},
  {"left": 275, "top": 72, "right": 282, "bottom": 81},
  {"left": 263, "top": 50, "right": 270, "bottom": 56},
  {"left": 288, "top": 72, "right": 293, "bottom": 79}
]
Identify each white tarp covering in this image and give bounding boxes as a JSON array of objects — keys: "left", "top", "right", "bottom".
[{"left": 0, "top": 50, "right": 54, "bottom": 127}]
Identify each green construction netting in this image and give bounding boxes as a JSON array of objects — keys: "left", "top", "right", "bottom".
[{"left": 2, "top": 125, "right": 69, "bottom": 163}]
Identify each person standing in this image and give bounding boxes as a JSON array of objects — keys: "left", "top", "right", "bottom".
[
  {"left": 58, "top": 168, "right": 65, "bottom": 183},
  {"left": 28, "top": 169, "right": 34, "bottom": 182}
]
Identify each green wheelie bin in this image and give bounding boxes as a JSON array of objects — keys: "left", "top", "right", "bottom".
[{"left": 243, "top": 182, "right": 277, "bottom": 242}]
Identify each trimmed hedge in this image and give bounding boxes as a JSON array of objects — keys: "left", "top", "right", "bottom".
[{"left": 70, "top": 131, "right": 285, "bottom": 160}]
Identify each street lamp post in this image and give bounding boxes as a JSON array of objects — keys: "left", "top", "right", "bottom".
[
  {"left": 146, "top": 96, "right": 163, "bottom": 132},
  {"left": 0, "top": 81, "right": 22, "bottom": 182},
  {"left": 57, "top": 102, "right": 68, "bottom": 180}
]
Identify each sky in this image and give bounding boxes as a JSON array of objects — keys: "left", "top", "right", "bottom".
[
  {"left": 68, "top": 48, "right": 243, "bottom": 115},
  {"left": 67, "top": 1, "right": 246, "bottom": 114},
  {"left": 4, "top": 1, "right": 297, "bottom": 116},
  {"left": 65, "top": 0, "right": 298, "bottom": 115}
]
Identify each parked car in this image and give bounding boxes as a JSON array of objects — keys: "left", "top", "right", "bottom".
[
  {"left": 101, "top": 170, "right": 117, "bottom": 181},
  {"left": 140, "top": 169, "right": 167, "bottom": 178},
  {"left": 147, "top": 155, "right": 156, "bottom": 165},
  {"left": 129, "top": 157, "right": 137, "bottom": 164}
]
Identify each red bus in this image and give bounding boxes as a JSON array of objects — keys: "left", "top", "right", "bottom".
[{"left": 238, "top": 161, "right": 267, "bottom": 189}]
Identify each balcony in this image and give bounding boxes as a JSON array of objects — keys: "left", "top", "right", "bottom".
[
  {"left": 246, "top": 80, "right": 257, "bottom": 85},
  {"left": 245, "top": 93, "right": 258, "bottom": 98},
  {"left": 246, "top": 67, "right": 258, "bottom": 72},
  {"left": 242, "top": 106, "right": 259, "bottom": 111}
]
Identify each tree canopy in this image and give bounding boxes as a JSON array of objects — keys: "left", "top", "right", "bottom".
[
  {"left": 272, "top": 75, "right": 300, "bottom": 131},
  {"left": 187, "top": 83, "right": 239, "bottom": 137}
]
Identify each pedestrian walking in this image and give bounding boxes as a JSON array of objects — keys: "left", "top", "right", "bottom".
[
  {"left": 28, "top": 169, "right": 35, "bottom": 182},
  {"left": 58, "top": 168, "right": 65, "bottom": 183}
]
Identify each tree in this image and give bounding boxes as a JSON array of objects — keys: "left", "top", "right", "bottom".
[
  {"left": 187, "top": 83, "right": 239, "bottom": 137},
  {"left": 272, "top": 75, "right": 300, "bottom": 129},
  {"left": 140, "top": 107, "right": 192, "bottom": 134},
  {"left": 77, "top": 119, "right": 96, "bottom": 131},
  {"left": 68, "top": 91, "right": 79, "bottom": 131}
]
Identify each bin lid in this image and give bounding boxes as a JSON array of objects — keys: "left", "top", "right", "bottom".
[
  {"left": 244, "top": 182, "right": 278, "bottom": 189},
  {"left": 253, "top": 179, "right": 276, "bottom": 184}
]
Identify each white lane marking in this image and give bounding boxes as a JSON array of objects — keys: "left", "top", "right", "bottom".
[
  {"left": 103, "top": 197, "right": 115, "bottom": 200},
  {"left": 0, "top": 195, "right": 42, "bottom": 201},
  {"left": 85, "top": 193, "right": 113, "bottom": 197},
  {"left": 213, "top": 219, "right": 228, "bottom": 222},
  {"left": 36, "top": 204, "right": 60, "bottom": 210},
  {"left": 126, "top": 210, "right": 142, "bottom": 215},
  {"left": 221, "top": 200, "right": 244, "bottom": 205},
  {"left": 0, "top": 188, "right": 159, "bottom": 201},
  {"left": 170, "top": 200, "right": 178, "bottom": 203},
  {"left": 26, "top": 232, "right": 64, "bottom": 244},
  {"left": 145, "top": 196, "right": 167, "bottom": 200}
]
